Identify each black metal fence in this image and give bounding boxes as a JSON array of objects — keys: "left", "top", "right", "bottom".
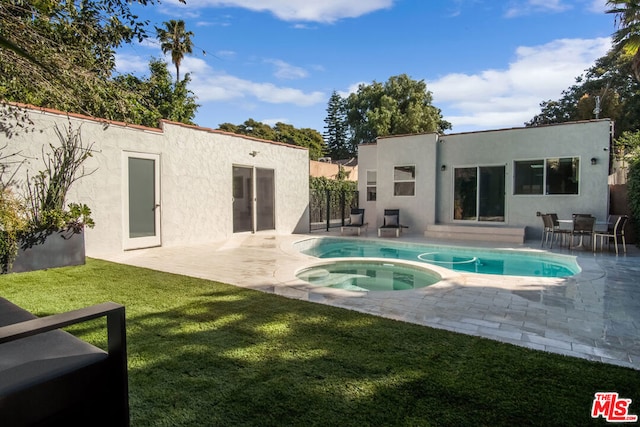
[{"left": 310, "top": 189, "right": 359, "bottom": 231}]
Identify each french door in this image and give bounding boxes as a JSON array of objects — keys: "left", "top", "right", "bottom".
[
  {"left": 123, "top": 152, "right": 161, "bottom": 249},
  {"left": 233, "top": 166, "right": 275, "bottom": 233}
]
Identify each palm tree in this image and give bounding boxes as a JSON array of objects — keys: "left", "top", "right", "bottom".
[
  {"left": 607, "top": 0, "right": 640, "bottom": 81},
  {"left": 156, "top": 20, "right": 194, "bottom": 84}
]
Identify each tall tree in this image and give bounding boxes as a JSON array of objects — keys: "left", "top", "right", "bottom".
[
  {"left": 156, "top": 19, "right": 194, "bottom": 84},
  {"left": 0, "top": 0, "right": 187, "bottom": 123},
  {"left": 323, "top": 91, "right": 350, "bottom": 159},
  {"left": 607, "top": 0, "right": 640, "bottom": 81},
  {"left": 345, "top": 74, "right": 451, "bottom": 147},
  {"left": 218, "top": 119, "right": 325, "bottom": 160},
  {"left": 114, "top": 58, "right": 199, "bottom": 126}
]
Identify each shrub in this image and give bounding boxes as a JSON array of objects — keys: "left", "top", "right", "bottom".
[
  {"left": 0, "top": 188, "right": 28, "bottom": 273},
  {"left": 628, "top": 157, "right": 640, "bottom": 238}
]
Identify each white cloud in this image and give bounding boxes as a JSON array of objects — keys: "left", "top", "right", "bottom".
[
  {"left": 180, "top": 57, "right": 325, "bottom": 106},
  {"left": 264, "top": 59, "right": 308, "bottom": 79},
  {"left": 429, "top": 37, "right": 612, "bottom": 131},
  {"left": 261, "top": 117, "right": 290, "bottom": 126},
  {"left": 588, "top": 0, "right": 608, "bottom": 13},
  {"left": 338, "top": 82, "right": 366, "bottom": 98},
  {"left": 114, "top": 53, "right": 150, "bottom": 74},
  {"left": 168, "top": 0, "right": 395, "bottom": 23},
  {"left": 505, "top": 0, "right": 571, "bottom": 18}
]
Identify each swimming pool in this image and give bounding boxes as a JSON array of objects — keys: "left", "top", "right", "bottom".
[
  {"left": 296, "top": 238, "right": 580, "bottom": 278},
  {"left": 296, "top": 260, "right": 441, "bottom": 291}
]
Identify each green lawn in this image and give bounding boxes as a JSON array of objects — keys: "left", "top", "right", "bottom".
[{"left": 1, "top": 258, "right": 638, "bottom": 426}]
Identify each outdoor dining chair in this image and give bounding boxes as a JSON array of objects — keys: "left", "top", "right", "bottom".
[
  {"left": 543, "top": 213, "right": 570, "bottom": 248},
  {"left": 569, "top": 215, "right": 595, "bottom": 250},
  {"left": 593, "top": 215, "right": 628, "bottom": 255}
]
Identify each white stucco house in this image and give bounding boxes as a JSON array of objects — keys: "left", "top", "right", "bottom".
[
  {"left": 358, "top": 119, "right": 613, "bottom": 242},
  {"left": 2, "top": 105, "right": 310, "bottom": 257}
]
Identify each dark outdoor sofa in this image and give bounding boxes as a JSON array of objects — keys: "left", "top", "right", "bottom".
[{"left": 0, "top": 298, "right": 129, "bottom": 426}]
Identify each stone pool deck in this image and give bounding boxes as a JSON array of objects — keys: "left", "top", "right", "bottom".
[{"left": 99, "top": 231, "right": 640, "bottom": 370}]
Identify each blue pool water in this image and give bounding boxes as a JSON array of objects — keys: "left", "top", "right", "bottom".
[
  {"left": 298, "top": 238, "right": 579, "bottom": 278},
  {"left": 297, "top": 260, "right": 440, "bottom": 291}
]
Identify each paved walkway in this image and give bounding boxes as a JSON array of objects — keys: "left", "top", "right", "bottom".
[{"left": 99, "top": 231, "right": 640, "bottom": 370}]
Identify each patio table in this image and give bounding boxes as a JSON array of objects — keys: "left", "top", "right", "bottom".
[{"left": 557, "top": 219, "right": 609, "bottom": 250}]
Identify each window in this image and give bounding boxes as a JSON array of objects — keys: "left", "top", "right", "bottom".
[
  {"left": 366, "top": 170, "right": 377, "bottom": 201},
  {"left": 546, "top": 157, "right": 579, "bottom": 195},
  {"left": 454, "top": 166, "right": 505, "bottom": 222},
  {"left": 393, "top": 165, "right": 415, "bottom": 196},
  {"left": 514, "top": 157, "right": 579, "bottom": 195},
  {"left": 514, "top": 160, "right": 543, "bottom": 195}
]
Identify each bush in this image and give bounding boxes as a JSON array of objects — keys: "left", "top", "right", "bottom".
[
  {"left": 628, "top": 157, "right": 640, "bottom": 238},
  {"left": 0, "top": 188, "right": 28, "bottom": 273},
  {"left": 0, "top": 118, "right": 96, "bottom": 272}
]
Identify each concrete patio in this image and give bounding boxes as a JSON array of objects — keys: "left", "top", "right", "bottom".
[{"left": 100, "top": 230, "right": 640, "bottom": 370}]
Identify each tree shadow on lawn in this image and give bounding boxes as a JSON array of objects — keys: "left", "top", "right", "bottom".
[{"left": 119, "top": 287, "right": 639, "bottom": 427}]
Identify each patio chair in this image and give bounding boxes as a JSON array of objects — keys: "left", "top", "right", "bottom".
[
  {"left": 541, "top": 214, "right": 565, "bottom": 248},
  {"left": 593, "top": 215, "right": 628, "bottom": 255},
  {"left": 548, "top": 213, "right": 570, "bottom": 247},
  {"left": 341, "top": 208, "right": 368, "bottom": 236},
  {"left": 540, "top": 214, "right": 553, "bottom": 248},
  {"left": 569, "top": 215, "right": 595, "bottom": 250},
  {"left": 378, "top": 209, "right": 408, "bottom": 237}
]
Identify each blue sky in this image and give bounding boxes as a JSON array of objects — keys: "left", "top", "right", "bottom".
[{"left": 115, "top": 0, "right": 615, "bottom": 134}]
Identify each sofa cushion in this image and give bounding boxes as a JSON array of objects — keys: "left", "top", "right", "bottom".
[{"left": 0, "top": 298, "right": 107, "bottom": 395}]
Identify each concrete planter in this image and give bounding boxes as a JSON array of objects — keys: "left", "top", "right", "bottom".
[{"left": 10, "top": 228, "right": 86, "bottom": 273}]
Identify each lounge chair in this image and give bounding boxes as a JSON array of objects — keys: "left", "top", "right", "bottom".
[
  {"left": 378, "top": 209, "right": 408, "bottom": 237},
  {"left": 593, "top": 215, "right": 628, "bottom": 255},
  {"left": 341, "top": 208, "right": 368, "bottom": 235}
]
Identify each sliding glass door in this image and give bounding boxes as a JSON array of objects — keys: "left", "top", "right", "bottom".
[{"left": 454, "top": 166, "right": 505, "bottom": 222}]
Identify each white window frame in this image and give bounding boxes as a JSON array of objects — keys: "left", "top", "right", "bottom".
[
  {"left": 393, "top": 165, "right": 416, "bottom": 197},
  {"left": 366, "top": 170, "right": 377, "bottom": 201},
  {"left": 513, "top": 157, "right": 580, "bottom": 196}
]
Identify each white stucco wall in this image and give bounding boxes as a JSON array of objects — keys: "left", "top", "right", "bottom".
[
  {"left": 2, "top": 106, "right": 309, "bottom": 257},
  {"left": 358, "top": 120, "right": 612, "bottom": 239},
  {"left": 438, "top": 120, "right": 611, "bottom": 236},
  {"left": 358, "top": 134, "right": 438, "bottom": 231}
]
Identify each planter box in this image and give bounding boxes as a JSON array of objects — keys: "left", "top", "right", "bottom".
[{"left": 10, "top": 229, "right": 86, "bottom": 273}]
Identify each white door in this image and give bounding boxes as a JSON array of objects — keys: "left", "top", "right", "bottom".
[{"left": 123, "top": 152, "right": 161, "bottom": 249}]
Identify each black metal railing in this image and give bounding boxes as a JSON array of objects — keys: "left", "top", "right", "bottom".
[{"left": 310, "top": 189, "right": 359, "bottom": 231}]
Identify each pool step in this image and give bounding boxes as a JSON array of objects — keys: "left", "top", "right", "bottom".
[{"left": 424, "top": 224, "right": 526, "bottom": 244}]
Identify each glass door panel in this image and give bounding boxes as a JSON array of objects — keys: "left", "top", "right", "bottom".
[
  {"left": 479, "top": 166, "right": 505, "bottom": 222},
  {"left": 233, "top": 166, "right": 253, "bottom": 233},
  {"left": 454, "top": 167, "right": 477, "bottom": 220},
  {"left": 256, "top": 168, "right": 275, "bottom": 231},
  {"left": 124, "top": 153, "right": 161, "bottom": 250}
]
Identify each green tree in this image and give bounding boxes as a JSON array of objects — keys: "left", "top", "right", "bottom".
[
  {"left": 607, "top": 0, "right": 640, "bottom": 81},
  {"left": 274, "top": 123, "right": 325, "bottom": 160},
  {"left": 219, "top": 119, "right": 277, "bottom": 140},
  {"left": 218, "top": 119, "right": 325, "bottom": 159},
  {"left": 115, "top": 59, "right": 199, "bottom": 126},
  {"left": 156, "top": 19, "right": 194, "bottom": 84},
  {"left": 345, "top": 74, "right": 451, "bottom": 147},
  {"left": 323, "top": 90, "right": 350, "bottom": 159},
  {"left": 0, "top": 0, "right": 191, "bottom": 125}
]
